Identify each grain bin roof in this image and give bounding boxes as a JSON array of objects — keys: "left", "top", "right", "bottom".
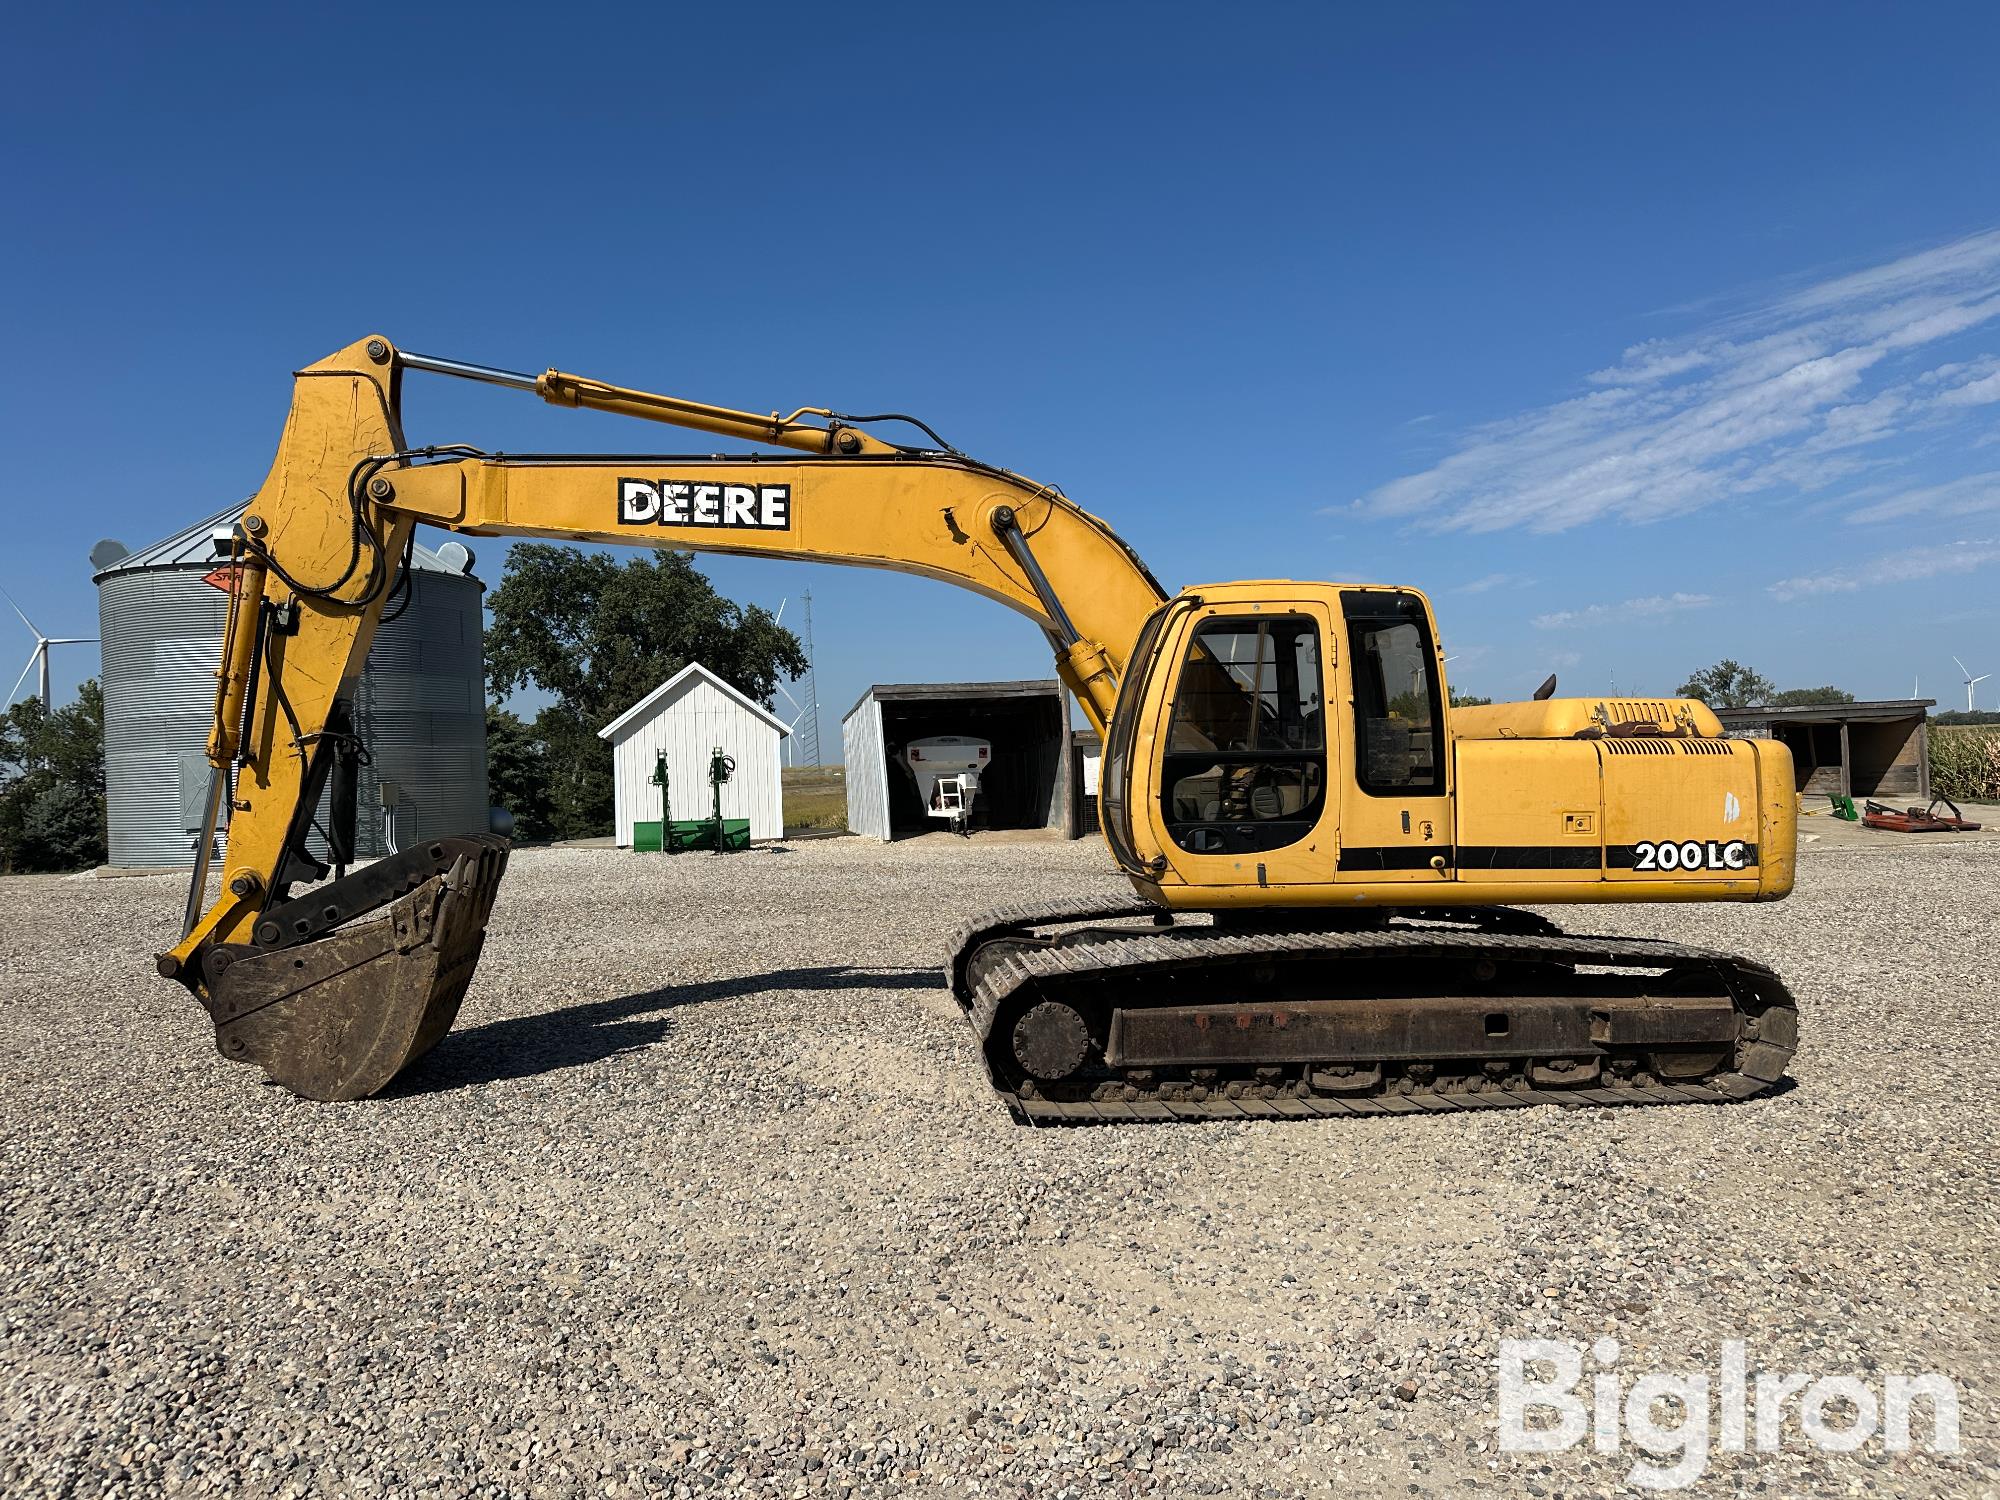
[{"left": 94, "top": 502, "right": 475, "bottom": 580}]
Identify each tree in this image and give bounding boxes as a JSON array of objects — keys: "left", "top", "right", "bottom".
[
  {"left": 1677, "top": 660, "right": 1776, "bottom": 709},
  {"left": 484, "top": 708, "right": 556, "bottom": 842},
  {"left": 0, "top": 680, "right": 108, "bottom": 872},
  {"left": 1448, "top": 691, "right": 1492, "bottom": 707},
  {"left": 484, "top": 546, "right": 806, "bottom": 839},
  {"left": 1769, "top": 686, "right": 1856, "bottom": 707}
]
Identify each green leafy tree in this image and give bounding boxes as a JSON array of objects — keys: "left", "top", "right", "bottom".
[
  {"left": 1768, "top": 686, "right": 1856, "bottom": 707},
  {"left": 0, "top": 680, "right": 108, "bottom": 872},
  {"left": 484, "top": 708, "right": 556, "bottom": 842},
  {"left": 484, "top": 546, "right": 806, "bottom": 838},
  {"left": 1448, "top": 691, "right": 1492, "bottom": 707},
  {"left": 1677, "top": 660, "right": 1776, "bottom": 709}
]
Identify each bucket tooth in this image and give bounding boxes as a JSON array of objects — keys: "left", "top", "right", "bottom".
[{"left": 202, "top": 836, "right": 509, "bottom": 1101}]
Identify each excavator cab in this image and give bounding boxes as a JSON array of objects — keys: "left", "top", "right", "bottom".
[{"left": 1101, "top": 584, "right": 1454, "bottom": 893}]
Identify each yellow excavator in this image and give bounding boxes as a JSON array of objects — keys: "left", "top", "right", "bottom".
[{"left": 159, "top": 337, "right": 1800, "bottom": 1120}]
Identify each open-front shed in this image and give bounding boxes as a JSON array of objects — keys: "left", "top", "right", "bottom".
[{"left": 841, "top": 680, "right": 1075, "bottom": 841}]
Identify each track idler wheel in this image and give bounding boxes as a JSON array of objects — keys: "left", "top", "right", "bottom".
[
  {"left": 1011, "top": 1000, "right": 1092, "bottom": 1082},
  {"left": 199, "top": 836, "right": 509, "bottom": 1101}
]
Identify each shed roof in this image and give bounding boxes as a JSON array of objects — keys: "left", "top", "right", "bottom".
[
  {"left": 1715, "top": 698, "right": 1935, "bottom": 724},
  {"left": 94, "top": 502, "right": 474, "bottom": 579},
  {"left": 598, "top": 661, "right": 792, "bottom": 741},
  {"left": 843, "top": 679, "right": 1062, "bottom": 723}
]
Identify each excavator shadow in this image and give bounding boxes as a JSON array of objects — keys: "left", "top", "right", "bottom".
[{"left": 377, "top": 965, "right": 939, "bottom": 1096}]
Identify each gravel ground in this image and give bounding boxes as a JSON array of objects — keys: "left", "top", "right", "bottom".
[{"left": 1, "top": 835, "right": 1994, "bottom": 1498}]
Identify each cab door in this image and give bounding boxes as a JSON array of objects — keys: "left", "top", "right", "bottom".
[
  {"left": 1334, "top": 589, "right": 1455, "bottom": 884},
  {"left": 1139, "top": 601, "right": 1339, "bottom": 887}
]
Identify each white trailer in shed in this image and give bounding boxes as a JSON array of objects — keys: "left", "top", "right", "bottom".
[{"left": 598, "top": 662, "right": 789, "bottom": 845}]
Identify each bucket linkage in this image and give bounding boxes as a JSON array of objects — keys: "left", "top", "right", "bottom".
[{"left": 171, "top": 698, "right": 510, "bottom": 1101}]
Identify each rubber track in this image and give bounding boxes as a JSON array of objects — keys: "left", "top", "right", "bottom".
[
  {"left": 944, "top": 893, "right": 1165, "bottom": 1002},
  {"left": 944, "top": 900, "right": 1797, "bottom": 1126}
]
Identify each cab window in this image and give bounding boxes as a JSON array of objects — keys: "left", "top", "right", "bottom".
[
  {"left": 1344, "top": 591, "right": 1443, "bottom": 794},
  {"left": 1160, "top": 615, "right": 1326, "bottom": 854}
]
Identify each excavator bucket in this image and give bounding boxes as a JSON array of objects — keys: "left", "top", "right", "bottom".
[{"left": 198, "top": 835, "right": 510, "bottom": 1101}]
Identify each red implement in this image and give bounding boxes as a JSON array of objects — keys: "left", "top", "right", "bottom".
[{"left": 1861, "top": 798, "right": 1983, "bottom": 833}]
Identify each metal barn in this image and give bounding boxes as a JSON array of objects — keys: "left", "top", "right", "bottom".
[
  {"left": 93, "top": 504, "right": 489, "bottom": 869},
  {"left": 599, "top": 662, "right": 788, "bottom": 845},
  {"left": 842, "top": 680, "right": 1075, "bottom": 841}
]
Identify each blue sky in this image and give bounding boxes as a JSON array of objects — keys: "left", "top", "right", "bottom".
[{"left": 5, "top": 4, "right": 1999, "bottom": 743}]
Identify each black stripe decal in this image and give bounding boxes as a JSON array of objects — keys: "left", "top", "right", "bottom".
[
  {"left": 1337, "top": 846, "right": 1442, "bottom": 871},
  {"left": 1337, "top": 843, "right": 1763, "bottom": 872},
  {"left": 1456, "top": 845, "right": 1599, "bottom": 870}
]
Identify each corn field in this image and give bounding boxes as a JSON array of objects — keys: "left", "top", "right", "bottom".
[{"left": 1930, "top": 724, "right": 2000, "bottom": 802}]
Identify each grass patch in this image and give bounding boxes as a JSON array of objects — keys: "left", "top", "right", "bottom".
[{"left": 783, "top": 765, "right": 849, "bottom": 832}]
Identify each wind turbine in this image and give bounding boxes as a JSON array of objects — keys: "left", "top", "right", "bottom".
[
  {"left": 774, "top": 678, "right": 808, "bottom": 767},
  {"left": 4, "top": 587, "right": 96, "bottom": 711},
  {"left": 771, "top": 589, "right": 821, "bottom": 766},
  {"left": 1951, "top": 656, "right": 1991, "bottom": 713},
  {"left": 769, "top": 595, "right": 822, "bottom": 767}
]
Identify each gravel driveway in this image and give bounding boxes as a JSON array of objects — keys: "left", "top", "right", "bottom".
[{"left": 2, "top": 836, "right": 1993, "bottom": 1497}]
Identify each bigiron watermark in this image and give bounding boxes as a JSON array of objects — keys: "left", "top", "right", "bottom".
[{"left": 1497, "top": 1337, "right": 1961, "bottom": 1490}]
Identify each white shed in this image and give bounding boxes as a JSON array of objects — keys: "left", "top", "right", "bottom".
[{"left": 598, "top": 663, "right": 789, "bottom": 845}]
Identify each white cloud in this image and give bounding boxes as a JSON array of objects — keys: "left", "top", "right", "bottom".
[
  {"left": 1936, "top": 369, "right": 2000, "bottom": 407},
  {"left": 1773, "top": 233, "right": 2000, "bottom": 315},
  {"left": 1586, "top": 342, "right": 1712, "bottom": 386},
  {"left": 1358, "top": 229, "right": 2000, "bottom": 533},
  {"left": 1919, "top": 356, "right": 1999, "bottom": 385},
  {"left": 1843, "top": 471, "right": 2000, "bottom": 525},
  {"left": 1456, "top": 571, "right": 1537, "bottom": 594},
  {"left": 1533, "top": 592, "right": 1713, "bottom": 630},
  {"left": 1769, "top": 538, "right": 2000, "bottom": 601}
]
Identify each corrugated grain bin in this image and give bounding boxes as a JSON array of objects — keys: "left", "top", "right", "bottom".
[{"left": 93, "top": 504, "right": 490, "bottom": 868}]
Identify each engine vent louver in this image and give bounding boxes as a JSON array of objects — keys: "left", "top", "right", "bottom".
[
  {"left": 1601, "top": 738, "right": 1737, "bottom": 756},
  {"left": 1604, "top": 698, "right": 1677, "bottom": 725}
]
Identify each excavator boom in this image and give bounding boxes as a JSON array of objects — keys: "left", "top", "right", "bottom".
[{"left": 161, "top": 337, "right": 1800, "bottom": 1112}]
